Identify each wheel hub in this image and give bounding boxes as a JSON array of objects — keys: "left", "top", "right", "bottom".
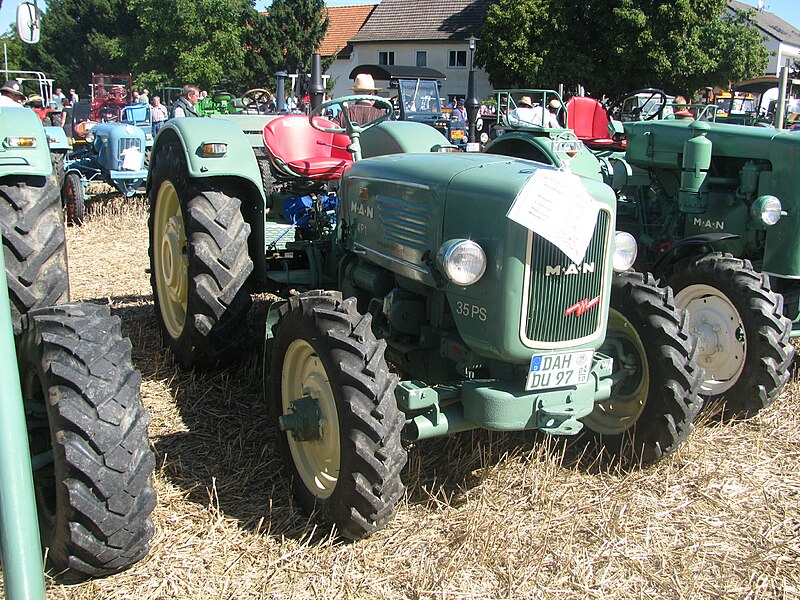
[
  {"left": 279, "top": 393, "right": 323, "bottom": 442},
  {"left": 675, "top": 287, "right": 745, "bottom": 394},
  {"left": 282, "top": 339, "right": 340, "bottom": 499},
  {"left": 153, "top": 181, "right": 188, "bottom": 339}
]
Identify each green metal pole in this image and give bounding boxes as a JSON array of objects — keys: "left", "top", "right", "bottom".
[{"left": 0, "top": 241, "right": 46, "bottom": 599}]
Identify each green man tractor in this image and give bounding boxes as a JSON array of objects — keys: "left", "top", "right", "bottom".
[
  {"left": 484, "top": 89, "right": 794, "bottom": 420},
  {"left": 1, "top": 26, "right": 155, "bottom": 592},
  {"left": 147, "top": 92, "right": 704, "bottom": 540}
]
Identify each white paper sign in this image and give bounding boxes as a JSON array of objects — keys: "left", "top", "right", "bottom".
[
  {"left": 506, "top": 169, "right": 600, "bottom": 264},
  {"left": 121, "top": 147, "right": 143, "bottom": 171}
]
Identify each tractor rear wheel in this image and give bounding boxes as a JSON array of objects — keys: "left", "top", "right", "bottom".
[
  {"left": 1, "top": 174, "right": 69, "bottom": 336},
  {"left": 19, "top": 303, "right": 156, "bottom": 583},
  {"left": 148, "top": 142, "right": 253, "bottom": 368},
  {"left": 270, "top": 292, "right": 407, "bottom": 539},
  {"left": 667, "top": 253, "right": 793, "bottom": 418},
  {"left": 581, "top": 271, "right": 702, "bottom": 466},
  {"left": 62, "top": 171, "right": 85, "bottom": 225}
]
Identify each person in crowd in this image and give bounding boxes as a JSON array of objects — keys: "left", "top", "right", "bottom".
[
  {"left": 451, "top": 98, "right": 467, "bottom": 121},
  {"left": 52, "top": 86, "right": 65, "bottom": 108},
  {"left": 544, "top": 98, "right": 562, "bottom": 127},
  {"left": 139, "top": 88, "right": 149, "bottom": 104},
  {"left": 131, "top": 91, "right": 140, "bottom": 104},
  {"left": 0, "top": 80, "right": 26, "bottom": 106},
  {"left": 171, "top": 84, "right": 201, "bottom": 118},
  {"left": 333, "top": 73, "right": 386, "bottom": 127},
  {"left": 61, "top": 97, "right": 74, "bottom": 145},
  {"left": 69, "top": 87, "right": 79, "bottom": 103},
  {"left": 151, "top": 95, "right": 168, "bottom": 134}
]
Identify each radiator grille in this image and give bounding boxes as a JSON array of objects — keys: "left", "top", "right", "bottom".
[{"left": 523, "top": 209, "right": 610, "bottom": 345}]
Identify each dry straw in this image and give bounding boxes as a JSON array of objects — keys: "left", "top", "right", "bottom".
[{"left": 2, "top": 199, "right": 798, "bottom": 599}]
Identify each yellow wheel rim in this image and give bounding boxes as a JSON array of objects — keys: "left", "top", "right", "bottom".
[
  {"left": 281, "top": 339, "right": 340, "bottom": 499},
  {"left": 153, "top": 181, "right": 188, "bottom": 339},
  {"left": 584, "top": 308, "right": 649, "bottom": 435}
]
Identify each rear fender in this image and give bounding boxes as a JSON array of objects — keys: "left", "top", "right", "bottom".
[
  {"left": 150, "top": 118, "right": 265, "bottom": 199},
  {"left": 651, "top": 233, "right": 739, "bottom": 276}
]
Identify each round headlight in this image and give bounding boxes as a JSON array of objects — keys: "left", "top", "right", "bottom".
[
  {"left": 437, "top": 239, "right": 487, "bottom": 286},
  {"left": 751, "top": 195, "right": 782, "bottom": 227},
  {"left": 613, "top": 231, "right": 638, "bottom": 272},
  {"left": 84, "top": 131, "right": 95, "bottom": 143}
]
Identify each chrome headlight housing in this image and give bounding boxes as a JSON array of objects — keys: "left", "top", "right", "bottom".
[
  {"left": 750, "top": 195, "right": 783, "bottom": 227},
  {"left": 613, "top": 231, "right": 638, "bottom": 272},
  {"left": 436, "top": 239, "right": 487, "bottom": 286}
]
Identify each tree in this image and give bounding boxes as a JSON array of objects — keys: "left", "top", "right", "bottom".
[
  {"left": 18, "top": 0, "right": 140, "bottom": 96},
  {"left": 262, "top": 0, "right": 329, "bottom": 76},
  {"left": 129, "top": 0, "right": 254, "bottom": 90},
  {"left": 476, "top": 0, "right": 770, "bottom": 99}
]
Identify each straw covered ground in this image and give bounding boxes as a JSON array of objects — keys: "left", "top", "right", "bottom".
[{"left": 6, "top": 198, "right": 800, "bottom": 599}]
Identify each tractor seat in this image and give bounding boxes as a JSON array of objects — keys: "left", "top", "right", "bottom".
[
  {"left": 566, "top": 96, "right": 625, "bottom": 150},
  {"left": 263, "top": 115, "right": 353, "bottom": 181}
]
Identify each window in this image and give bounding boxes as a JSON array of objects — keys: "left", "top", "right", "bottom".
[
  {"left": 416, "top": 51, "right": 427, "bottom": 67},
  {"left": 448, "top": 50, "right": 467, "bottom": 68},
  {"left": 378, "top": 51, "right": 395, "bottom": 66}
]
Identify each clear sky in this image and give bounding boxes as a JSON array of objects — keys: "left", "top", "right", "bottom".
[{"left": 0, "top": 0, "right": 796, "bottom": 42}]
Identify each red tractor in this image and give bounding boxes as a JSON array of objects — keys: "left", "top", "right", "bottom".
[{"left": 89, "top": 73, "right": 132, "bottom": 122}]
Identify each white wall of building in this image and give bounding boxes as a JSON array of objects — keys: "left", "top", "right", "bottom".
[{"left": 327, "top": 40, "right": 493, "bottom": 103}]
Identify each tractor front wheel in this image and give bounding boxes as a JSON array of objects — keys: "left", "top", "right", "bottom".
[
  {"left": 1, "top": 174, "right": 69, "bottom": 336},
  {"left": 148, "top": 142, "right": 254, "bottom": 368},
  {"left": 582, "top": 271, "right": 703, "bottom": 466},
  {"left": 270, "top": 292, "right": 407, "bottom": 539},
  {"left": 62, "top": 171, "right": 85, "bottom": 225},
  {"left": 19, "top": 304, "right": 156, "bottom": 583},
  {"left": 667, "top": 253, "right": 793, "bottom": 418}
]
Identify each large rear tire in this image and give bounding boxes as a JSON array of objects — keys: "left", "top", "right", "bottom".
[
  {"left": 580, "top": 271, "right": 703, "bottom": 466},
  {"left": 270, "top": 292, "right": 407, "bottom": 539},
  {"left": 19, "top": 303, "right": 156, "bottom": 583},
  {"left": 148, "top": 142, "right": 254, "bottom": 368},
  {"left": 1, "top": 174, "right": 69, "bottom": 336},
  {"left": 667, "top": 253, "right": 793, "bottom": 418}
]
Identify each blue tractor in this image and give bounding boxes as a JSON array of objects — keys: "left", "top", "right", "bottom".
[{"left": 62, "top": 121, "right": 147, "bottom": 224}]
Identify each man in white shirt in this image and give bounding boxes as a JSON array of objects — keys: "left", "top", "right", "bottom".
[{"left": 508, "top": 95, "right": 562, "bottom": 128}]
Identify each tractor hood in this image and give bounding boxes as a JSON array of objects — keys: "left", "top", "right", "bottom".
[
  {"left": 339, "top": 153, "right": 536, "bottom": 286},
  {"left": 339, "top": 153, "right": 618, "bottom": 361}
]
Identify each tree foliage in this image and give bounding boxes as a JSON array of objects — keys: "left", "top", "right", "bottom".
[
  {"left": 11, "top": 0, "right": 328, "bottom": 96},
  {"left": 476, "top": 0, "right": 770, "bottom": 99}
]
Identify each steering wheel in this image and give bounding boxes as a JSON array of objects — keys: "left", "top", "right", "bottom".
[
  {"left": 242, "top": 88, "right": 271, "bottom": 112},
  {"left": 309, "top": 95, "right": 394, "bottom": 135},
  {"left": 607, "top": 88, "right": 668, "bottom": 122}
]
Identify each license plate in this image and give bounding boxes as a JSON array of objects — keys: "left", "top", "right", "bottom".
[
  {"left": 526, "top": 350, "right": 593, "bottom": 391},
  {"left": 450, "top": 130, "right": 465, "bottom": 139}
]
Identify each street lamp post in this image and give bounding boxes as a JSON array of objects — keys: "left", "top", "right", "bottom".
[{"left": 465, "top": 35, "right": 480, "bottom": 149}]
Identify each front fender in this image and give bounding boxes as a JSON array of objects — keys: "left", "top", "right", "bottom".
[{"left": 151, "top": 117, "right": 264, "bottom": 198}]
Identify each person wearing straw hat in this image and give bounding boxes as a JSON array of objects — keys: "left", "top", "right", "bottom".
[
  {"left": 0, "top": 80, "right": 26, "bottom": 107},
  {"left": 508, "top": 95, "right": 538, "bottom": 126},
  {"left": 333, "top": 73, "right": 386, "bottom": 127}
]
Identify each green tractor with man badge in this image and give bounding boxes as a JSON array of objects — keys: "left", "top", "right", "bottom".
[{"left": 146, "top": 73, "right": 704, "bottom": 539}]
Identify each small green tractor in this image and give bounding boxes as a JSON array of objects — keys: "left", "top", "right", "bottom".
[
  {"left": 146, "top": 78, "right": 705, "bottom": 539},
  {"left": 484, "top": 89, "right": 794, "bottom": 419},
  {"left": 1, "top": 66, "right": 155, "bottom": 593}
]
